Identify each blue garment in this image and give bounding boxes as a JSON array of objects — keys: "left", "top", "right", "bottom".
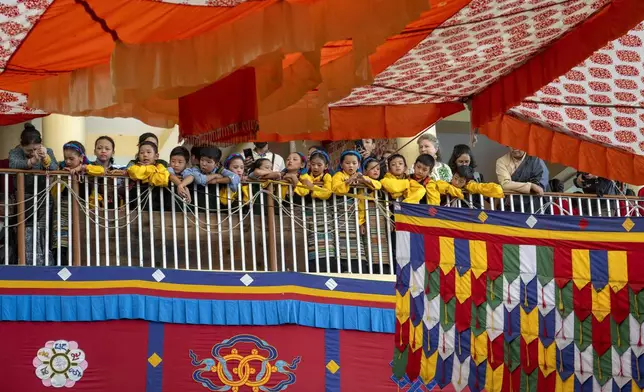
[
  {"left": 539, "top": 159, "right": 549, "bottom": 192},
  {"left": 185, "top": 167, "right": 239, "bottom": 191}
]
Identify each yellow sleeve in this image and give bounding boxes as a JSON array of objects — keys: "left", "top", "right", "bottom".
[
  {"left": 242, "top": 185, "right": 250, "bottom": 203},
  {"left": 88, "top": 190, "right": 103, "bottom": 209},
  {"left": 43, "top": 155, "right": 51, "bottom": 167},
  {"left": 380, "top": 174, "right": 407, "bottom": 199},
  {"left": 86, "top": 164, "right": 105, "bottom": 176},
  {"left": 220, "top": 188, "right": 235, "bottom": 205},
  {"left": 332, "top": 172, "right": 351, "bottom": 195},
  {"left": 435, "top": 180, "right": 464, "bottom": 200},
  {"left": 424, "top": 182, "right": 442, "bottom": 205},
  {"left": 466, "top": 181, "right": 505, "bottom": 198},
  {"left": 365, "top": 177, "right": 382, "bottom": 191},
  {"left": 310, "top": 173, "right": 333, "bottom": 200},
  {"left": 403, "top": 179, "right": 426, "bottom": 204},
  {"left": 127, "top": 164, "right": 153, "bottom": 181},
  {"left": 148, "top": 164, "right": 170, "bottom": 187},
  {"left": 294, "top": 181, "right": 310, "bottom": 197}
]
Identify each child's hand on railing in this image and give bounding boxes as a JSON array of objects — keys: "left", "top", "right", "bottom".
[
  {"left": 282, "top": 173, "right": 299, "bottom": 187},
  {"left": 177, "top": 184, "right": 191, "bottom": 203},
  {"left": 65, "top": 165, "right": 86, "bottom": 177},
  {"left": 302, "top": 179, "right": 315, "bottom": 190}
]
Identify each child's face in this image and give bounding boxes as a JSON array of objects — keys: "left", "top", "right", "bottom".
[
  {"left": 388, "top": 157, "right": 406, "bottom": 177},
  {"left": 138, "top": 145, "right": 157, "bottom": 165},
  {"left": 200, "top": 156, "right": 217, "bottom": 173},
  {"left": 227, "top": 158, "right": 245, "bottom": 176},
  {"left": 259, "top": 160, "right": 272, "bottom": 171},
  {"left": 365, "top": 162, "right": 380, "bottom": 179},
  {"left": 94, "top": 139, "right": 113, "bottom": 163},
  {"left": 413, "top": 162, "right": 431, "bottom": 180},
  {"left": 341, "top": 155, "right": 359, "bottom": 175},
  {"left": 451, "top": 173, "right": 466, "bottom": 188},
  {"left": 285, "top": 153, "right": 304, "bottom": 172},
  {"left": 63, "top": 150, "right": 83, "bottom": 169},
  {"left": 309, "top": 157, "right": 327, "bottom": 177},
  {"left": 170, "top": 155, "right": 187, "bottom": 174}
]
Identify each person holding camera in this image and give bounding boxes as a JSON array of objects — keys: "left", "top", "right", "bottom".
[{"left": 573, "top": 172, "right": 619, "bottom": 197}]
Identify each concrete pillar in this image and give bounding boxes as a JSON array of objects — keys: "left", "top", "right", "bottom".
[
  {"left": 42, "top": 114, "right": 86, "bottom": 160},
  {"left": 396, "top": 125, "right": 436, "bottom": 166}
]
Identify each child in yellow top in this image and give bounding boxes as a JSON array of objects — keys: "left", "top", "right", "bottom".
[
  {"left": 411, "top": 154, "right": 463, "bottom": 205},
  {"left": 220, "top": 153, "right": 250, "bottom": 205},
  {"left": 331, "top": 150, "right": 378, "bottom": 195},
  {"left": 126, "top": 141, "right": 170, "bottom": 187},
  {"left": 300, "top": 150, "right": 332, "bottom": 200},
  {"left": 451, "top": 165, "right": 504, "bottom": 199},
  {"left": 380, "top": 154, "right": 425, "bottom": 203},
  {"left": 279, "top": 152, "right": 309, "bottom": 198}
]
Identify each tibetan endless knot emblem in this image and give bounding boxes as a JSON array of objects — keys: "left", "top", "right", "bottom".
[
  {"left": 33, "top": 340, "right": 88, "bottom": 388},
  {"left": 189, "top": 334, "right": 301, "bottom": 392}
]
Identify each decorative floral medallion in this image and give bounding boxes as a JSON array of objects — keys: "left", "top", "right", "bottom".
[
  {"left": 33, "top": 340, "right": 88, "bottom": 388},
  {"left": 189, "top": 334, "right": 300, "bottom": 392}
]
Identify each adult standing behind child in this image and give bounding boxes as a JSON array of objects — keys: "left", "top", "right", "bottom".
[
  {"left": 417, "top": 134, "right": 452, "bottom": 182},
  {"left": 9, "top": 123, "right": 57, "bottom": 265},
  {"left": 244, "top": 142, "right": 285, "bottom": 172},
  {"left": 126, "top": 133, "right": 169, "bottom": 168}
]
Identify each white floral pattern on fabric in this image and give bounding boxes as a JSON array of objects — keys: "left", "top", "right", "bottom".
[
  {"left": 0, "top": 89, "right": 45, "bottom": 113},
  {"left": 155, "top": 0, "right": 249, "bottom": 6},
  {"left": 510, "top": 22, "right": 644, "bottom": 156},
  {"left": 0, "top": 0, "right": 53, "bottom": 71},
  {"left": 33, "top": 340, "right": 88, "bottom": 388},
  {"left": 332, "top": 0, "right": 610, "bottom": 107}
]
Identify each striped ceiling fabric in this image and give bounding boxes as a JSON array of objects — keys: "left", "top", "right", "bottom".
[{"left": 510, "top": 22, "right": 644, "bottom": 156}]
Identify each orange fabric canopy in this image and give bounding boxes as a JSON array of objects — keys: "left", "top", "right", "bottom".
[{"left": 0, "top": 0, "right": 431, "bottom": 142}]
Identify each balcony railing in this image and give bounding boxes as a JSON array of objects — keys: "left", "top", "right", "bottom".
[{"left": 0, "top": 170, "right": 642, "bottom": 273}]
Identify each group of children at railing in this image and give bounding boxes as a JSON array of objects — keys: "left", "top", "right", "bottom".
[{"left": 6, "top": 123, "right": 510, "bottom": 269}]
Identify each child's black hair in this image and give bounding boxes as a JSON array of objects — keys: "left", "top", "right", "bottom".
[
  {"left": 251, "top": 158, "right": 271, "bottom": 171},
  {"left": 455, "top": 165, "right": 475, "bottom": 181},
  {"left": 20, "top": 123, "right": 42, "bottom": 146},
  {"left": 199, "top": 147, "right": 222, "bottom": 162},
  {"left": 139, "top": 141, "right": 158, "bottom": 154},
  {"left": 170, "top": 146, "right": 190, "bottom": 161},
  {"left": 387, "top": 153, "right": 407, "bottom": 167},
  {"left": 138, "top": 132, "right": 158, "bottom": 145},
  {"left": 191, "top": 146, "right": 203, "bottom": 160},
  {"left": 414, "top": 154, "right": 435, "bottom": 171}
]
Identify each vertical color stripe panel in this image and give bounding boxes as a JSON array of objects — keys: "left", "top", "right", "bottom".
[
  {"left": 146, "top": 322, "right": 164, "bottom": 392},
  {"left": 325, "top": 329, "right": 340, "bottom": 392}
]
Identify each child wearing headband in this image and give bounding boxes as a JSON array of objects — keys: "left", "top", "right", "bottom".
[
  {"left": 53, "top": 141, "right": 91, "bottom": 264},
  {"left": 411, "top": 154, "right": 464, "bottom": 205},
  {"left": 380, "top": 154, "right": 425, "bottom": 203},
  {"left": 279, "top": 152, "right": 309, "bottom": 199},
  {"left": 301, "top": 150, "right": 334, "bottom": 272},
  {"left": 220, "top": 153, "right": 249, "bottom": 205},
  {"left": 300, "top": 150, "right": 332, "bottom": 200},
  {"left": 331, "top": 150, "right": 369, "bottom": 271}
]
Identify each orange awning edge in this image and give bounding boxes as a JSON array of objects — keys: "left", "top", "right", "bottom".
[
  {"left": 470, "top": 0, "right": 644, "bottom": 129},
  {"left": 255, "top": 102, "right": 465, "bottom": 142},
  {"left": 479, "top": 114, "right": 644, "bottom": 185}
]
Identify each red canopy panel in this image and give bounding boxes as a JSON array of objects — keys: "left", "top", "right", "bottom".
[
  {"left": 331, "top": 0, "right": 610, "bottom": 108},
  {"left": 510, "top": 22, "right": 644, "bottom": 157}
]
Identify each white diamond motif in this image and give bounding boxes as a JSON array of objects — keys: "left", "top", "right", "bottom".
[
  {"left": 57, "top": 268, "right": 71, "bottom": 281},
  {"left": 240, "top": 274, "right": 254, "bottom": 286},
  {"left": 526, "top": 215, "right": 538, "bottom": 228},
  {"left": 325, "top": 278, "right": 338, "bottom": 291},
  {"left": 152, "top": 269, "right": 166, "bottom": 282}
]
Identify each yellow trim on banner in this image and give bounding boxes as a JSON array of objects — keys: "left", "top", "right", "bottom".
[
  {"left": 0, "top": 280, "right": 395, "bottom": 304},
  {"left": 395, "top": 215, "right": 644, "bottom": 243}
]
